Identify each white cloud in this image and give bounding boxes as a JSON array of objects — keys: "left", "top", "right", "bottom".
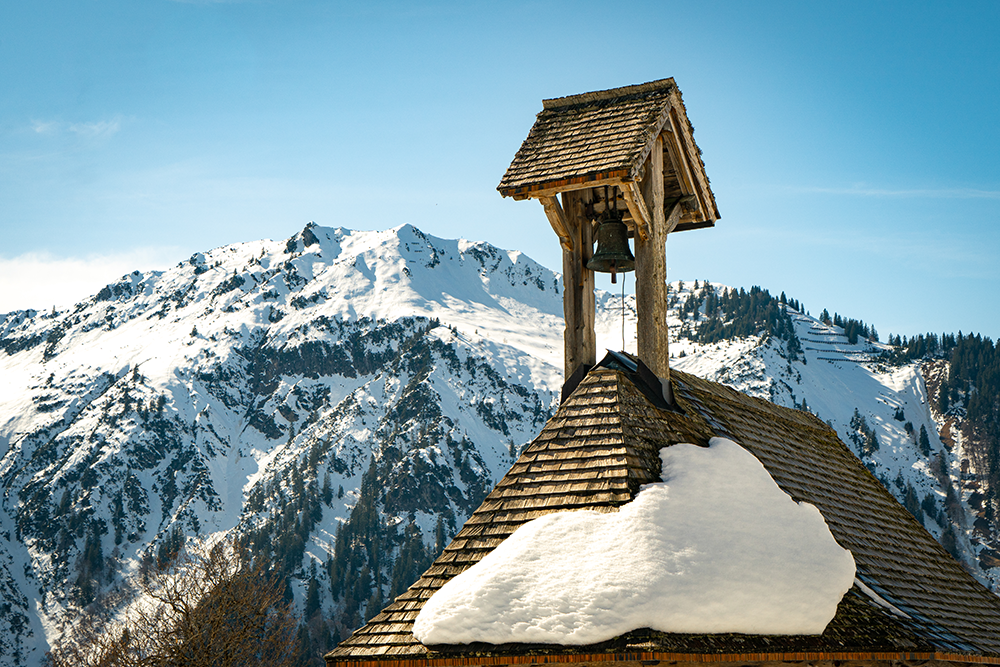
[
  {"left": 30, "top": 119, "right": 60, "bottom": 135},
  {"left": 24, "top": 114, "right": 125, "bottom": 141},
  {"left": 0, "top": 248, "right": 182, "bottom": 315},
  {"left": 68, "top": 115, "right": 123, "bottom": 139}
]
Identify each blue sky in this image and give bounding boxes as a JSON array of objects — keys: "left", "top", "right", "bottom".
[{"left": 2, "top": 0, "right": 998, "bottom": 340}]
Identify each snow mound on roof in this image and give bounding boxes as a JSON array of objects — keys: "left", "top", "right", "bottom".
[{"left": 413, "top": 437, "right": 856, "bottom": 645}]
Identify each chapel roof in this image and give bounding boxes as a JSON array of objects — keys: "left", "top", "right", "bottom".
[
  {"left": 327, "top": 363, "right": 1000, "bottom": 666},
  {"left": 496, "top": 78, "right": 719, "bottom": 231}
]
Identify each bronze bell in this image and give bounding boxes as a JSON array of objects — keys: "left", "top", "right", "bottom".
[{"left": 587, "top": 216, "right": 635, "bottom": 283}]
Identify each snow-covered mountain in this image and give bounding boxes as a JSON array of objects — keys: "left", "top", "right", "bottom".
[
  {"left": 667, "top": 281, "right": 990, "bottom": 578},
  {"left": 0, "top": 223, "right": 994, "bottom": 666}
]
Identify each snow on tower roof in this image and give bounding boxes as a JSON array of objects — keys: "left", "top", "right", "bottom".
[{"left": 327, "top": 362, "right": 1000, "bottom": 666}]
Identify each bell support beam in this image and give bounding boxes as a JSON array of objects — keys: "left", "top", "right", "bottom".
[
  {"left": 621, "top": 182, "right": 651, "bottom": 241},
  {"left": 560, "top": 190, "right": 596, "bottom": 382},
  {"left": 538, "top": 195, "right": 574, "bottom": 252},
  {"left": 634, "top": 135, "right": 673, "bottom": 399}
]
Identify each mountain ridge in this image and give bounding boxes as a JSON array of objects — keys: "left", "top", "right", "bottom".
[{"left": 0, "top": 223, "right": 996, "bottom": 666}]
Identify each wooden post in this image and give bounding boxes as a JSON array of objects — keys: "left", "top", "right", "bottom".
[
  {"left": 634, "top": 136, "right": 671, "bottom": 396},
  {"left": 560, "top": 190, "right": 596, "bottom": 382}
]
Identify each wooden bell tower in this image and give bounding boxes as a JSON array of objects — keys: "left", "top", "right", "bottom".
[{"left": 498, "top": 78, "right": 719, "bottom": 401}]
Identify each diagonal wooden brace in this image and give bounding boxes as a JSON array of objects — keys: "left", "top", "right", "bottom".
[
  {"left": 621, "top": 182, "right": 651, "bottom": 241},
  {"left": 538, "top": 196, "right": 574, "bottom": 252}
]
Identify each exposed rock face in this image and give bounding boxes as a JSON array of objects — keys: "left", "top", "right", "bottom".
[{"left": 0, "top": 226, "right": 993, "bottom": 665}]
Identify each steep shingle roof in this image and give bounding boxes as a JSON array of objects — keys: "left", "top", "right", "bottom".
[
  {"left": 498, "top": 81, "right": 674, "bottom": 195},
  {"left": 496, "top": 79, "right": 720, "bottom": 229},
  {"left": 327, "top": 366, "right": 1000, "bottom": 666}
]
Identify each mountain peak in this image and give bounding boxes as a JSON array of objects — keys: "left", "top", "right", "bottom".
[{"left": 1, "top": 227, "right": 992, "bottom": 667}]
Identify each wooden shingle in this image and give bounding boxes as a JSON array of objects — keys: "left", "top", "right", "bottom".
[
  {"left": 497, "top": 78, "right": 719, "bottom": 232},
  {"left": 327, "top": 367, "right": 1000, "bottom": 666}
]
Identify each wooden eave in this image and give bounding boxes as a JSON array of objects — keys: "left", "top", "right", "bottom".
[
  {"left": 500, "top": 169, "right": 632, "bottom": 201},
  {"left": 331, "top": 650, "right": 1000, "bottom": 667},
  {"left": 497, "top": 79, "right": 720, "bottom": 232}
]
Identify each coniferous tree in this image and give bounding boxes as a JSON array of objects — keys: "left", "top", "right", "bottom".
[
  {"left": 322, "top": 473, "right": 333, "bottom": 506},
  {"left": 689, "top": 286, "right": 800, "bottom": 357},
  {"left": 920, "top": 493, "right": 938, "bottom": 523},
  {"left": 305, "top": 572, "right": 322, "bottom": 619},
  {"left": 849, "top": 408, "right": 879, "bottom": 456},
  {"left": 941, "top": 523, "right": 960, "bottom": 560},
  {"left": 939, "top": 384, "right": 950, "bottom": 413},
  {"left": 903, "top": 483, "right": 922, "bottom": 524},
  {"left": 919, "top": 425, "right": 932, "bottom": 457}
]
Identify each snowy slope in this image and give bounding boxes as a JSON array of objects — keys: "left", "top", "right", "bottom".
[
  {"left": 0, "top": 226, "right": 993, "bottom": 665},
  {"left": 666, "top": 281, "right": 993, "bottom": 588},
  {"left": 0, "top": 224, "right": 571, "bottom": 663}
]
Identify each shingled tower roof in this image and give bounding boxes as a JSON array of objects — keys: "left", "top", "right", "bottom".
[
  {"left": 497, "top": 78, "right": 719, "bottom": 233},
  {"left": 327, "top": 362, "right": 1000, "bottom": 667}
]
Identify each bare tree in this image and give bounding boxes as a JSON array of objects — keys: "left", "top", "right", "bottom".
[{"left": 48, "top": 540, "right": 299, "bottom": 667}]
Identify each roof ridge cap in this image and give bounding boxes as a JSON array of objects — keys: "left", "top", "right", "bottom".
[
  {"left": 672, "top": 368, "right": 831, "bottom": 432},
  {"left": 542, "top": 78, "right": 675, "bottom": 110}
]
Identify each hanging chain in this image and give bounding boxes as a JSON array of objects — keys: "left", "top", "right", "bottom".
[{"left": 621, "top": 271, "right": 627, "bottom": 351}]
